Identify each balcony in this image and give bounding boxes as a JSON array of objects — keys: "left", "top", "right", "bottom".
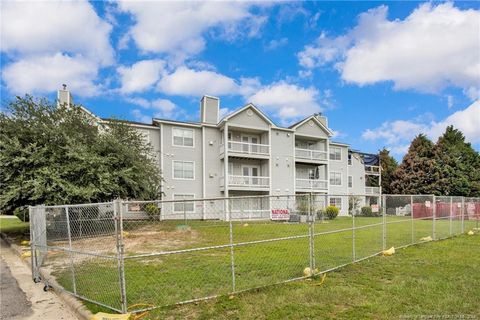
[
  {"left": 365, "top": 165, "right": 380, "bottom": 175},
  {"left": 220, "top": 141, "right": 269, "bottom": 159},
  {"left": 295, "top": 148, "right": 328, "bottom": 163},
  {"left": 296, "top": 179, "right": 328, "bottom": 191},
  {"left": 221, "top": 175, "right": 270, "bottom": 190},
  {"left": 365, "top": 186, "right": 381, "bottom": 195}
]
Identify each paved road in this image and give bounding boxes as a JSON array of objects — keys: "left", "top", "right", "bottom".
[
  {"left": 0, "top": 254, "right": 32, "bottom": 319},
  {"left": 0, "top": 240, "right": 78, "bottom": 320}
]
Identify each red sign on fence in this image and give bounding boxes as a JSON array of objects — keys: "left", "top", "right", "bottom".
[{"left": 271, "top": 209, "right": 290, "bottom": 221}]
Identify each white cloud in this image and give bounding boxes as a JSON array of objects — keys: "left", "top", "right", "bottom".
[
  {"left": 2, "top": 53, "right": 100, "bottom": 97},
  {"left": 128, "top": 97, "right": 179, "bottom": 122},
  {"left": 1, "top": 0, "right": 114, "bottom": 96},
  {"left": 117, "top": 2, "right": 267, "bottom": 61},
  {"left": 264, "top": 38, "right": 288, "bottom": 51},
  {"left": 1, "top": 0, "right": 113, "bottom": 65},
  {"left": 248, "top": 82, "right": 322, "bottom": 122},
  {"left": 157, "top": 67, "right": 239, "bottom": 96},
  {"left": 362, "top": 100, "right": 480, "bottom": 154},
  {"left": 117, "top": 60, "right": 165, "bottom": 94},
  {"left": 298, "top": 3, "right": 480, "bottom": 99}
]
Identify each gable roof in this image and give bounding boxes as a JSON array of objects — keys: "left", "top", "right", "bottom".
[
  {"left": 219, "top": 103, "right": 275, "bottom": 126},
  {"left": 289, "top": 114, "right": 334, "bottom": 137}
]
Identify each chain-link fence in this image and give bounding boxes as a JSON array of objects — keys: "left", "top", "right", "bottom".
[{"left": 29, "top": 194, "right": 480, "bottom": 314}]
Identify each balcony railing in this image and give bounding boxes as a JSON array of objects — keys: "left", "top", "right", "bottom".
[
  {"left": 221, "top": 175, "right": 270, "bottom": 189},
  {"left": 365, "top": 165, "right": 380, "bottom": 175},
  {"left": 295, "top": 148, "right": 328, "bottom": 161},
  {"left": 296, "top": 179, "right": 328, "bottom": 190},
  {"left": 221, "top": 141, "right": 269, "bottom": 156},
  {"left": 365, "top": 186, "right": 381, "bottom": 195}
]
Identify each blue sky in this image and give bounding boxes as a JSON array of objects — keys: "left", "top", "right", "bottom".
[{"left": 1, "top": 1, "right": 479, "bottom": 159}]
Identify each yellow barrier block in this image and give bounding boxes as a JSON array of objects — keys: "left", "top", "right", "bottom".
[
  {"left": 467, "top": 230, "right": 474, "bottom": 235},
  {"left": 420, "top": 236, "right": 433, "bottom": 242},
  {"left": 382, "top": 247, "right": 395, "bottom": 256},
  {"left": 21, "top": 251, "right": 31, "bottom": 258},
  {"left": 20, "top": 240, "right": 30, "bottom": 246},
  {"left": 91, "top": 312, "right": 131, "bottom": 320}
]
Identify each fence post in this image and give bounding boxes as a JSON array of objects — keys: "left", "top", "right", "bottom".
[
  {"left": 382, "top": 194, "right": 386, "bottom": 251},
  {"left": 449, "top": 196, "right": 453, "bottom": 237},
  {"left": 432, "top": 195, "right": 436, "bottom": 240},
  {"left": 29, "top": 206, "right": 36, "bottom": 281},
  {"left": 65, "top": 207, "right": 77, "bottom": 294},
  {"left": 228, "top": 198, "right": 236, "bottom": 292},
  {"left": 308, "top": 193, "right": 315, "bottom": 273},
  {"left": 114, "top": 200, "right": 128, "bottom": 313},
  {"left": 461, "top": 197, "right": 465, "bottom": 233},
  {"left": 352, "top": 202, "right": 356, "bottom": 262},
  {"left": 410, "top": 195, "right": 414, "bottom": 244}
]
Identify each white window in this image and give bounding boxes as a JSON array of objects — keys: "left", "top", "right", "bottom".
[
  {"left": 173, "top": 161, "right": 194, "bottom": 179},
  {"left": 329, "top": 197, "right": 342, "bottom": 209},
  {"left": 172, "top": 128, "right": 194, "bottom": 147},
  {"left": 329, "top": 147, "right": 342, "bottom": 161},
  {"left": 348, "top": 176, "right": 353, "bottom": 188},
  {"left": 173, "top": 194, "right": 195, "bottom": 213},
  {"left": 330, "top": 171, "right": 342, "bottom": 186}
]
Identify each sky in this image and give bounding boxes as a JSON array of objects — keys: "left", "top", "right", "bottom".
[{"left": 1, "top": 1, "right": 479, "bottom": 160}]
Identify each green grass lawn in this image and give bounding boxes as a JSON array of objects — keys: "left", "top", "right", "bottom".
[
  {"left": 0, "top": 215, "right": 30, "bottom": 239},
  {"left": 50, "top": 216, "right": 479, "bottom": 317}
]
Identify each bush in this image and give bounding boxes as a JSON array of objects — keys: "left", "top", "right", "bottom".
[
  {"left": 360, "top": 206, "right": 381, "bottom": 217},
  {"left": 14, "top": 207, "right": 29, "bottom": 222},
  {"left": 324, "top": 206, "right": 339, "bottom": 220},
  {"left": 144, "top": 203, "right": 160, "bottom": 221}
]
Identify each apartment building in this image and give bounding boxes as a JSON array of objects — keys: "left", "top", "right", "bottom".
[{"left": 58, "top": 88, "right": 381, "bottom": 216}]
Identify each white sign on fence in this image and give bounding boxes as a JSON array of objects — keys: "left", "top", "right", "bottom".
[
  {"left": 425, "top": 201, "right": 431, "bottom": 208},
  {"left": 371, "top": 204, "right": 379, "bottom": 213},
  {"left": 271, "top": 209, "right": 290, "bottom": 221}
]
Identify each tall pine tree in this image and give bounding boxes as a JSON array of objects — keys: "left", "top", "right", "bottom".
[
  {"left": 391, "top": 135, "right": 439, "bottom": 194},
  {"left": 433, "top": 126, "right": 480, "bottom": 196},
  {"left": 379, "top": 148, "right": 397, "bottom": 194}
]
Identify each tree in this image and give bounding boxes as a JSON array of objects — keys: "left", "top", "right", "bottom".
[
  {"left": 0, "top": 95, "right": 162, "bottom": 216},
  {"left": 379, "top": 148, "right": 397, "bottom": 194},
  {"left": 391, "top": 134, "right": 439, "bottom": 195},
  {"left": 433, "top": 126, "right": 480, "bottom": 196}
]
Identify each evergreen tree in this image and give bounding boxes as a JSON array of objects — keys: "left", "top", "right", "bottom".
[
  {"left": 0, "top": 95, "right": 162, "bottom": 216},
  {"left": 433, "top": 126, "right": 480, "bottom": 196},
  {"left": 379, "top": 148, "right": 397, "bottom": 194},
  {"left": 391, "top": 134, "right": 439, "bottom": 195}
]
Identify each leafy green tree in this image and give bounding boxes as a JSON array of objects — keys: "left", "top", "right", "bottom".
[
  {"left": 379, "top": 148, "right": 398, "bottom": 194},
  {"left": 391, "top": 134, "right": 439, "bottom": 195},
  {"left": 0, "top": 95, "right": 162, "bottom": 215},
  {"left": 433, "top": 126, "right": 480, "bottom": 196}
]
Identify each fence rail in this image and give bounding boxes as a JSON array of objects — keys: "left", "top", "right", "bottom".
[{"left": 30, "top": 194, "right": 480, "bottom": 314}]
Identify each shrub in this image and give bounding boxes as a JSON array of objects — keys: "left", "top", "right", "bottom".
[
  {"left": 317, "top": 209, "right": 326, "bottom": 220},
  {"left": 324, "top": 206, "right": 339, "bottom": 220},
  {"left": 360, "top": 206, "right": 381, "bottom": 217},
  {"left": 144, "top": 203, "right": 160, "bottom": 221},
  {"left": 14, "top": 207, "right": 29, "bottom": 222}
]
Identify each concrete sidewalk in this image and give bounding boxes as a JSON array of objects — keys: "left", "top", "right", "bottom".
[{"left": 0, "top": 240, "right": 78, "bottom": 320}]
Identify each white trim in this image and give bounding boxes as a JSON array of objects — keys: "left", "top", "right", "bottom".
[
  {"left": 329, "top": 171, "right": 343, "bottom": 186},
  {"left": 227, "top": 123, "right": 270, "bottom": 132},
  {"left": 221, "top": 104, "right": 275, "bottom": 126},
  {"left": 172, "top": 127, "right": 195, "bottom": 148},
  {"left": 290, "top": 115, "right": 334, "bottom": 137},
  {"left": 172, "top": 160, "right": 195, "bottom": 180},
  {"left": 330, "top": 141, "right": 350, "bottom": 147},
  {"left": 172, "top": 193, "right": 196, "bottom": 213},
  {"left": 202, "top": 126, "right": 206, "bottom": 198}
]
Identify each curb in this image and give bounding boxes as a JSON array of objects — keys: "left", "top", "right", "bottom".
[{"left": 0, "top": 232, "right": 94, "bottom": 320}]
